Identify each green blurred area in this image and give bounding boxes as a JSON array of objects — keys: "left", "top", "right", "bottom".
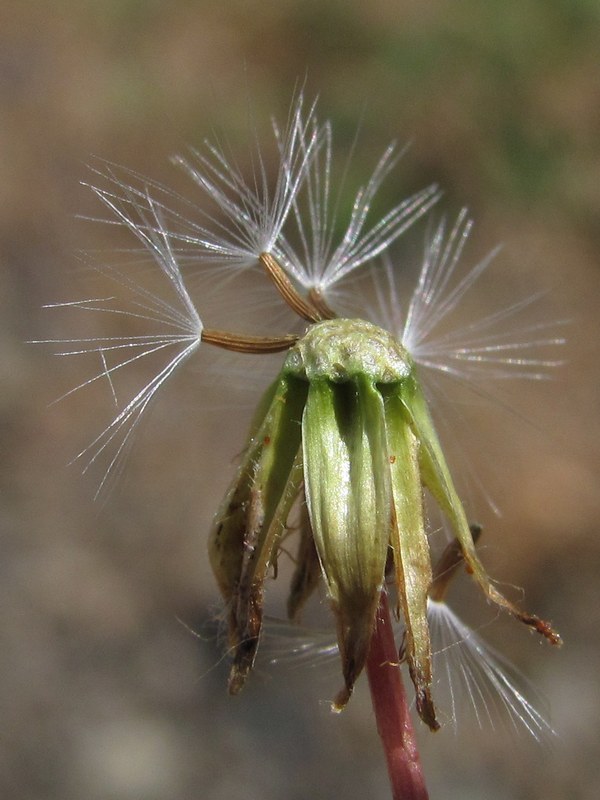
[{"left": 2, "top": 3, "right": 599, "bottom": 799}]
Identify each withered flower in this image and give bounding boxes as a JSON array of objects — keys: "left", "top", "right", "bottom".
[
  {"left": 209, "top": 286, "right": 560, "bottom": 732},
  {"left": 46, "top": 92, "right": 564, "bottom": 799}
]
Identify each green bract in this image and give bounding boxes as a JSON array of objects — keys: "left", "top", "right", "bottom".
[{"left": 209, "top": 318, "right": 559, "bottom": 729}]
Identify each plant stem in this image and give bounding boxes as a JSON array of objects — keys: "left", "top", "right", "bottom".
[{"left": 366, "top": 590, "right": 429, "bottom": 800}]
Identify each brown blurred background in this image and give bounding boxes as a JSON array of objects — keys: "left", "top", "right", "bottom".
[{"left": 2, "top": 2, "right": 599, "bottom": 798}]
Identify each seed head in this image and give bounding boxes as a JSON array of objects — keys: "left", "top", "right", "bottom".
[
  {"left": 209, "top": 315, "right": 560, "bottom": 729},
  {"left": 43, "top": 93, "right": 564, "bottom": 734}
]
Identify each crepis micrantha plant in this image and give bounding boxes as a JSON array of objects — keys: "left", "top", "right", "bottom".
[
  {"left": 209, "top": 254, "right": 561, "bottom": 731},
  {"left": 44, "top": 94, "right": 563, "bottom": 738}
]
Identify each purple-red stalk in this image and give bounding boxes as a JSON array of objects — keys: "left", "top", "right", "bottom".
[{"left": 366, "top": 590, "right": 429, "bottom": 800}]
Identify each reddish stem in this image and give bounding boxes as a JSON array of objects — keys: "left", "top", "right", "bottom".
[{"left": 366, "top": 590, "right": 429, "bottom": 800}]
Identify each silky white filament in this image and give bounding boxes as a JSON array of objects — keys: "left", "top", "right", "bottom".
[
  {"left": 427, "top": 600, "right": 555, "bottom": 741},
  {"left": 368, "top": 210, "right": 566, "bottom": 385},
  {"left": 276, "top": 119, "right": 441, "bottom": 295},
  {"left": 263, "top": 601, "right": 555, "bottom": 741},
  {"left": 38, "top": 190, "right": 202, "bottom": 498}
]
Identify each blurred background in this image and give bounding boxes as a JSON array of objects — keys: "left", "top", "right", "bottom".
[{"left": 2, "top": 1, "right": 599, "bottom": 798}]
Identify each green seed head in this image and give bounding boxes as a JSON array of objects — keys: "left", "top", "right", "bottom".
[
  {"left": 284, "top": 318, "right": 414, "bottom": 384},
  {"left": 209, "top": 314, "right": 561, "bottom": 727}
]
